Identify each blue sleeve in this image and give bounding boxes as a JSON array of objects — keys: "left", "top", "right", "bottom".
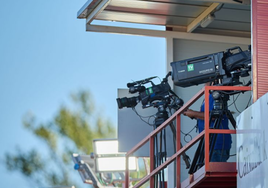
[{"left": 209, "top": 94, "right": 214, "bottom": 111}]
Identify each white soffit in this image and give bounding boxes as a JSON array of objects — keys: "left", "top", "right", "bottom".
[{"left": 78, "top": 0, "right": 251, "bottom": 38}]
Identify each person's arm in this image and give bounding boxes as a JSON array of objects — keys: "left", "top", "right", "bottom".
[
  {"left": 183, "top": 109, "right": 204, "bottom": 120},
  {"left": 184, "top": 94, "right": 214, "bottom": 120}
]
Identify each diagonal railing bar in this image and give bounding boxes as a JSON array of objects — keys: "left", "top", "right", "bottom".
[{"left": 132, "top": 131, "right": 205, "bottom": 188}]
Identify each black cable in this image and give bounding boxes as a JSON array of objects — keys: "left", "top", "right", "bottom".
[
  {"left": 245, "top": 94, "right": 252, "bottom": 109},
  {"left": 169, "top": 108, "right": 193, "bottom": 154},
  {"left": 180, "top": 126, "right": 196, "bottom": 143},
  {"left": 132, "top": 107, "right": 155, "bottom": 126},
  {"left": 171, "top": 100, "right": 197, "bottom": 144},
  {"left": 232, "top": 90, "right": 252, "bottom": 112},
  {"left": 233, "top": 96, "right": 241, "bottom": 113},
  {"left": 228, "top": 93, "right": 241, "bottom": 107},
  {"left": 156, "top": 76, "right": 162, "bottom": 83}
]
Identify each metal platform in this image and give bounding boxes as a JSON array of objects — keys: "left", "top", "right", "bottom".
[{"left": 181, "top": 162, "right": 236, "bottom": 188}]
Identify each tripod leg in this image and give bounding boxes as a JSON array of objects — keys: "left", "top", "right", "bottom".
[
  {"left": 209, "top": 113, "right": 222, "bottom": 150},
  {"left": 159, "top": 131, "right": 163, "bottom": 188},
  {"left": 209, "top": 114, "right": 223, "bottom": 161},
  {"left": 163, "top": 129, "right": 167, "bottom": 187},
  {"left": 189, "top": 112, "right": 215, "bottom": 174},
  {"left": 227, "top": 110, "right": 236, "bottom": 129},
  {"left": 154, "top": 136, "right": 158, "bottom": 188},
  {"left": 164, "top": 129, "right": 167, "bottom": 161},
  {"left": 188, "top": 137, "right": 204, "bottom": 174},
  {"left": 198, "top": 114, "right": 215, "bottom": 167},
  {"left": 169, "top": 122, "right": 191, "bottom": 169}
]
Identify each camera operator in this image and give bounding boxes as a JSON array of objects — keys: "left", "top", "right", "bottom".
[{"left": 183, "top": 82, "right": 232, "bottom": 162}]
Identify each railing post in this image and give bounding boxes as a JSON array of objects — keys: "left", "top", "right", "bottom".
[
  {"left": 150, "top": 136, "right": 155, "bottom": 187},
  {"left": 204, "top": 86, "right": 210, "bottom": 171},
  {"left": 176, "top": 114, "right": 181, "bottom": 188},
  {"left": 125, "top": 155, "right": 129, "bottom": 187}
]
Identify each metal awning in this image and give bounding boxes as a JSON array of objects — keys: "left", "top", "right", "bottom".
[{"left": 77, "top": 0, "right": 250, "bottom": 38}]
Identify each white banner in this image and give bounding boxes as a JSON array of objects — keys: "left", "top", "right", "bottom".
[{"left": 237, "top": 92, "right": 268, "bottom": 188}]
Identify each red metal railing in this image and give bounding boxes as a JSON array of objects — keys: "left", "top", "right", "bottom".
[{"left": 125, "top": 86, "right": 251, "bottom": 188}]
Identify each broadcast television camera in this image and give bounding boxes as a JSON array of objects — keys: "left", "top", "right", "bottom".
[
  {"left": 116, "top": 72, "right": 184, "bottom": 110},
  {"left": 171, "top": 46, "right": 251, "bottom": 87},
  {"left": 116, "top": 72, "right": 191, "bottom": 171}
]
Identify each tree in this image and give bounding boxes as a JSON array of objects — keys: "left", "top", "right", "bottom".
[{"left": 4, "top": 90, "right": 116, "bottom": 188}]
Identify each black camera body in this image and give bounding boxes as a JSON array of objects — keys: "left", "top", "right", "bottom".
[
  {"left": 171, "top": 46, "right": 251, "bottom": 87},
  {"left": 117, "top": 73, "right": 183, "bottom": 109},
  {"left": 139, "top": 82, "right": 171, "bottom": 108}
]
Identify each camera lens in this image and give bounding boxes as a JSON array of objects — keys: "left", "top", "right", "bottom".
[{"left": 116, "top": 97, "right": 138, "bottom": 109}]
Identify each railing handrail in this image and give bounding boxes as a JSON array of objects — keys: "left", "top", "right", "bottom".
[{"left": 125, "top": 85, "right": 252, "bottom": 188}]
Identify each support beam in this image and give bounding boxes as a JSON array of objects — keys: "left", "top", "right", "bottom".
[
  {"left": 86, "top": 24, "right": 251, "bottom": 45},
  {"left": 166, "top": 37, "right": 174, "bottom": 89},
  {"left": 86, "top": 0, "right": 111, "bottom": 24},
  {"left": 187, "top": 3, "right": 220, "bottom": 33}
]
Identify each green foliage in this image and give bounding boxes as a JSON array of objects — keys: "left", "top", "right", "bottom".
[
  {"left": 5, "top": 149, "right": 43, "bottom": 177},
  {"left": 4, "top": 90, "right": 116, "bottom": 187}
]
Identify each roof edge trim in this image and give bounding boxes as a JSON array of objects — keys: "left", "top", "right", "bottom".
[
  {"left": 85, "top": 0, "right": 111, "bottom": 24},
  {"left": 86, "top": 24, "right": 251, "bottom": 45},
  {"left": 77, "top": 0, "right": 94, "bottom": 18}
]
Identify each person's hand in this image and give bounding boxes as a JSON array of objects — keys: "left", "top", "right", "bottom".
[{"left": 183, "top": 109, "right": 196, "bottom": 119}]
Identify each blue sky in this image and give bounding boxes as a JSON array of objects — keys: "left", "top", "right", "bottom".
[{"left": 0, "top": 0, "right": 166, "bottom": 187}]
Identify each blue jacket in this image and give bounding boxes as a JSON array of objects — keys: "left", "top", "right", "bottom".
[{"left": 197, "top": 94, "right": 232, "bottom": 150}]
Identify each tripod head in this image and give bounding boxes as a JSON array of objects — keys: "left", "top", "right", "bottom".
[
  {"left": 211, "top": 90, "right": 230, "bottom": 116},
  {"left": 210, "top": 89, "right": 243, "bottom": 130}
]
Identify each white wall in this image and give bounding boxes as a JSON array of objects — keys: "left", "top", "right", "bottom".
[{"left": 236, "top": 92, "right": 268, "bottom": 188}]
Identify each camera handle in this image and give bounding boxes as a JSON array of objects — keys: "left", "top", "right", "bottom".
[{"left": 226, "top": 46, "right": 242, "bottom": 54}]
